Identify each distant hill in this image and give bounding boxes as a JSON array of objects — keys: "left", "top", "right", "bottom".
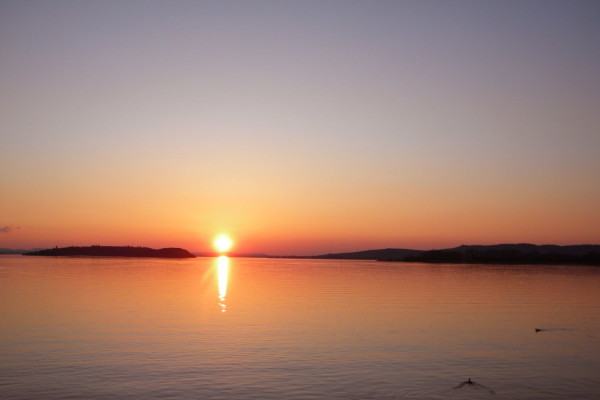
[
  {"left": 403, "top": 244, "right": 600, "bottom": 265},
  {"left": 451, "top": 243, "right": 600, "bottom": 256},
  {"left": 25, "top": 246, "right": 195, "bottom": 258},
  {"left": 308, "top": 244, "right": 600, "bottom": 265},
  {"left": 312, "top": 248, "right": 423, "bottom": 260}
]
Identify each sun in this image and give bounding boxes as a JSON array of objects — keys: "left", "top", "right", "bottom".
[{"left": 214, "top": 235, "right": 233, "bottom": 253}]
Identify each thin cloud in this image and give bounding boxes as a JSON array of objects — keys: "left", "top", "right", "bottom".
[{"left": 0, "top": 225, "right": 20, "bottom": 233}]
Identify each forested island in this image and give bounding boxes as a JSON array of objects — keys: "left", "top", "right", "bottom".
[{"left": 25, "top": 246, "right": 195, "bottom": 258}]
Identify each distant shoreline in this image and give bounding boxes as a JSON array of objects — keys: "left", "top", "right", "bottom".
[
  {"left": 24, "top": 246, "right": 196, "bottom": 259},
  {"left": 9, "top": 243, "right": 600, "bottom": 265},
  {"left": 307, "top": 244, "right": 600, "bottom": 266}
]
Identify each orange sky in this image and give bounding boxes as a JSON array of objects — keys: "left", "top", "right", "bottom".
[{"left": 1, "top": 2, "right": 599, "bottom": 255}]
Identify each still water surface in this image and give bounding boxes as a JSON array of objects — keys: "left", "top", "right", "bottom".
[{"left": 1, "top": 255, "right": 600, "bottom": 399}]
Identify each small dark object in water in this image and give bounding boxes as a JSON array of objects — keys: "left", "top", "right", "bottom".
[
  {"left": 455, "top": 378, "right": 474, "bottom": 387},
  {"left": 454, "top": 378, "right": 495, "bottom": 394},
  {"left": 535, "top": 328, "right": 545, "bottom": 333}
]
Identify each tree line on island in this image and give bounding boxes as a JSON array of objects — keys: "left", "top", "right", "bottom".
[{"left": 25, "top": 245, "right": 195, "bottom": 258}]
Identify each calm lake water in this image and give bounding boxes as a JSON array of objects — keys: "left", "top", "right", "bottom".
[{"left": 1, "top": 255, "right": 600, "bottom": 399}]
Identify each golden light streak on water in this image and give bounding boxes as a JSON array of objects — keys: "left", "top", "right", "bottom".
[{"left": 217, "top": 256, "right": 229, "bottom": 312}]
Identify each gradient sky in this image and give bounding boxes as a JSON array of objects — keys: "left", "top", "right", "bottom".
[{"left": 1, "top": 1, "right": 599, "bottom": 255}]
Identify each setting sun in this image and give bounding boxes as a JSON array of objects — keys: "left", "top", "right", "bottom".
[{"left": 214, "top": 235, "right": 233, "bottom": 253}]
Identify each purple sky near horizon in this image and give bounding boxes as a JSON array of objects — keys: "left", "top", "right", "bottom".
[{"left": 1, "top": 1, "right": 599, "bottom": 255}]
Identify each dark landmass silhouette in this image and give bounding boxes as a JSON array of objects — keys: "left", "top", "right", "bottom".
[
  {"left": 309, "top": 244, "right": 600, "bottom": 265},
  {"left": 11, "top": 243, "right": 600, "bottom": 265},
  {"left": 402, "top": 244, "right": 600, "bottom": 265},
  {"left": 25, "top": 246, "right": 195, "bottom": 258}
]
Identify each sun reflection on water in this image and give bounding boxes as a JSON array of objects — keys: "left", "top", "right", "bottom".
[{"left": 217, "top": 256, "right": 228, "bottom": 312}]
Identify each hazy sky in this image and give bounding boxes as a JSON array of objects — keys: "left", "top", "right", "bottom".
[{"left": 1, "top": 1, "right": 599, "bottom": 254}]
